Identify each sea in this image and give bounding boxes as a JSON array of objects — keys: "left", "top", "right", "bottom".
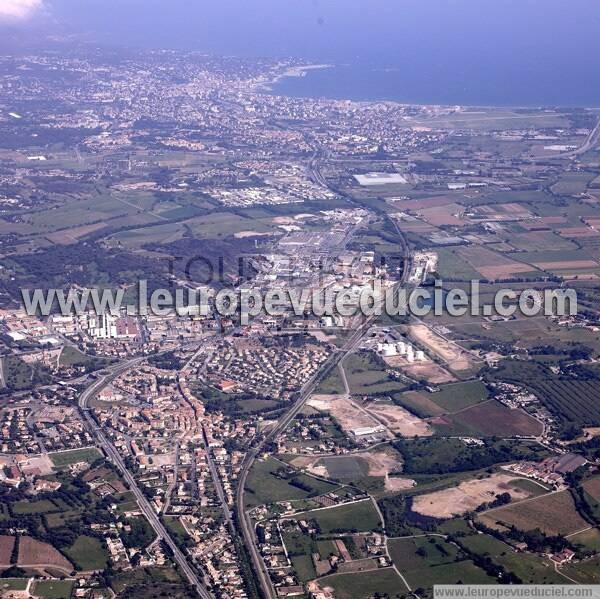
[{"left": 49, "top": 0, "right": 600, "bottom": 108}]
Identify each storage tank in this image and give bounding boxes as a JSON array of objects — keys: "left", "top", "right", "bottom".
[
  {"left": 397, "top": 341, "right": 407, "bottom": 355},
  {"left": 415, "top": 350, "right": 426, "bottom": 361},
  {"left": 382, "top": 344, "right": 398, "bottom": 357}
]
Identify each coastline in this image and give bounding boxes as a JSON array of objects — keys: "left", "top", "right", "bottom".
[{"left": 257, "top": 63, "right": 333, "bottom": 92}]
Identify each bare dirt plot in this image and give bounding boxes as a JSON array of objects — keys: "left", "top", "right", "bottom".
[
  {"left": 533, "top": 260, "right": 599, "bottom": 270},
  {"left": 419, "top": 204, "right": 467, "bottom": 227},
  {"left": 366, "top": 401, "right": 433, "bottom": 437},
  {"left": 456, "top": 246, "right": 537, "bottom": 280},
  {"left": 412, "top": 474, "right": 536, "bottom": 518},
  {"left": 401, "top": 361, "right": 456, "bottom": 384},
  {"left": 18, "top": 536, "right": 73, "bottom": 572},
  {"left": 408, "top": 324, "right": 474, "bottom": 371},
  {"left": 391, "top": 195, "right": 457, "bottom": 210},
  {"left": 307, "top": 395, "right": 393, "bottom": 439},
  {"left": 474, "top": 203, "right": 533, "bottom": 218},
  {"left": 0, "top": 535, "right": 15, "bottom": 566},
  {"left": 478, "top": 490, "right": 589, "bottom": 537},
  {"left": 583, "top": 476, "right": 600, "bottom": 503},
  {"left": 19, "top": 454, "right": 54, "bottom": 476},
  {"left": 294, "top": 449, "right": 415, "bottom": 491},
  {"left": 45, "top": 222, "right": 108, "bottom": 245},
  {"left": 559, "top": 227, "right": 600, "bottom": 239},
  {"left": 395, "top": 220, "right": 439, "bottom": 234}
]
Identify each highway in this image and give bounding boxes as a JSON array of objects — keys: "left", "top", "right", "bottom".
[
  {"left": 78, "top": 356, "right": 213, "bottom": 599},
  {"left": 551, "top": 117, "right": 600, "bottom": 159},
  {"left": 235, "top": 214, "right": 412, "bottom": 599}
]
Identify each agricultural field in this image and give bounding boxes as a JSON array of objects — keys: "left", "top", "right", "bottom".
[
  {"left": 293, "top": 499, "right": 383, "bottom": 534},
  {"left": 478, "top": 490, "right": 589, "bottom": 536},
  {"left": 489, "top": 360, "right": 600, "bottom": 429},
  {"left": 430, "top": 400, "right": 543, "bottom": 437},
  {"left": 422, "top": 380, "right": 489, "bottom": 413},
  {"left": 18, "top": 536, "right": 73, "bottom": 573},
  {"left": 583, "top": 476, "right": 600, "bottom": 502}
]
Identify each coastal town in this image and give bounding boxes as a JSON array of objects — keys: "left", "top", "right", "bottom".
[{"left": 0, "top": 31, "right": 599, "bottom": 599}]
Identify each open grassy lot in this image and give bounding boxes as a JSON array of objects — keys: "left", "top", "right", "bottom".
[
  {"left": 317, "top": 567, "right": 406, "bottom": 599},
  {"left": 109, "top": 567, "right": 184, "bottom": 595},
  {"left": 393, "top": 390, "right": 446, "bottom": 418},
  {"left": 394, "top": 437, "right": 547, "bottom": 475},
  {"left": 478, "top": 490, "right": 589, "bottom": 536},
  {"left": 426, "top": 380, "right": 489, "bottom": 412},
  {"left": 316, "top": 366, "right": 346, "bottom": 394},
  {"left": 316, "top": 456, "right": 370, "bottom": 480},
  {"left": 65, "top": 535, "right": 108, "bottom": 571},
  {"left": 562, "top": 555, "right": 600, "bottom": 584},
  {"left": 570, "top": 528, "right": 600, "bottom": 552},
  {"left": 294, "top": 499, "right": 382, "bottom": 534},
  {"left": 345, "top": 352, "right": 408, "bottom": 396},
  {"left": 59, "top": 346, "right": 111, "bottom": 370},
  {"left": 0, "top": 579, "right": 29, "bottom": 591},
  {"left": 492, "top": 551, "right": 566, "bottom": 584},
  {"left": 244, "top": 457, "right": 340, "bottom": 507},
  {"left": 164, "top": 516, "right": 192, "bottom": 546},
  {"left": 388, "top": 536, "right": 495, "bottom": 590},
  {"left": 49, "top": 447, "right": 102, "bottom": 468},
  {"left": 32, "top": 579, "right": 75, "bottom": 599},
  {"left": 290, "top": 554, "right": 316, "bottom": 582},
  {"left": 13, "top": 499, "right": 58, "bottom": 515}
]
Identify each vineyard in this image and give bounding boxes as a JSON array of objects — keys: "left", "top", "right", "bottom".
[{"left": 488, "top": 360, "right": 600, "bottom": 428}]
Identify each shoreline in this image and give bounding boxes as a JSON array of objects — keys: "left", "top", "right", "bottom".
[
  {"left": 257, "top": 62, "right": 334, "bottom": 92},
  {"left": 260, "top": 63, "right": 600, "bottom": 111}
]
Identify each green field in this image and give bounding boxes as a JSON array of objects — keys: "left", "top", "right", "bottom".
[
  {"left": 32, "top": 579, "right": 75, "bottom": 599},
  {"left": 13, "top": 499, "right": 58, "bottom": 515},
  {"left": 394, "top": 437, "right": 547, "bottom": 475},
  {"left": 295, "top": 499, "right": 382, "bottom": 534},
  {"left": 164, "top": 516, "right": 192, "bottom": 546},
  {"left": 344, "top": 352, "right": 407, "bottom": 396},
  {"left": 65, "top": 535, "right": 108, "bottom": 570},
  {"left": 426, "top": 380, "right": 489, "bottom": 412},
  {"left": 49, "top": 447, "right": 102, "bottom": 468},
  {"left": 315, "top": 455, "right": 370, "bottom": 480},
  {"left": 316, "top": 366, "right": 346, "bottom": 394},
  {"left": 245, "top": 457, "right": 340, "bottom": 507},
  {"left": 562, "top": 556, "right": 600, "bottom": 584},
  {"left": 388, "top": 536, "right": 495, "bottom": 591},
  {"left": 318, "top": 568, "right": 405, "bottom": 599},
  {"left": 109, "top": 566, "right": 184, "bottom": 594},
  {"left": 570, "top": 528, "right": 600, "bottom": 552},
  {"left": 0, "top": 579, "right": 29, "bottom": 591}
]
